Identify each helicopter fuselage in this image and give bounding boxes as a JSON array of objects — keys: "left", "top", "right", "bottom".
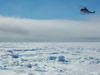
[{"left": 80, "top": 8, "right": 95, "bottom": 14}]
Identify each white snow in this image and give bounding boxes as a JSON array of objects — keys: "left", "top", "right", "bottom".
[{"left": 0, "top": 42, "right": 100, "bottom": 75}]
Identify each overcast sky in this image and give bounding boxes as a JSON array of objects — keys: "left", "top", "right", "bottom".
[{"left": 0, "top": 0, "right": 100, "bottom": 42}]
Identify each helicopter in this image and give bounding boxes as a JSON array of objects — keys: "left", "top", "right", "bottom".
[{"left": 80, "top": 6, "right": 95, "bottom": 14}]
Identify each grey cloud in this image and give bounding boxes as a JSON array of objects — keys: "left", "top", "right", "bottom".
[
  {"left": 0, "top": 25, "right": 28, "bottom": 35},
  {"left": 0, "top": 17, "right": 100, "bottom": 42},
  {"left": 79, "top": 37, "right": 100, "bottom": 42}
]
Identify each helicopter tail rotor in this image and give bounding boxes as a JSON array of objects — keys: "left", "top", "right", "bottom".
[{"left": 93, "top": 11, "right": 95, "bottom": 13}]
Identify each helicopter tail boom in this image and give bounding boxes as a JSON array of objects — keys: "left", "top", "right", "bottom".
[{"left": 89, "top": 11, "right": 95, "bottom": 14}]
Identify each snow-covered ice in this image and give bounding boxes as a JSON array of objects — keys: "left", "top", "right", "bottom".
[{"left": 0, "top": 42, "right": 100, "bottom": 75}]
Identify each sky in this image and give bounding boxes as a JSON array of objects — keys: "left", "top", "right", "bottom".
[{"left": 0, "top": 0, "right": 100, "bottom": 42}]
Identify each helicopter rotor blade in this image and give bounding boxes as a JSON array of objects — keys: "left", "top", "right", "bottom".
[{"left": 79, "top": 5, "right": 87, "bottom": 8}]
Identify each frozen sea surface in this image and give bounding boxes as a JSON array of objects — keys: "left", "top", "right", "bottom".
[{"left": 0, "top": 42, "right": 100, "bottom": 75}]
